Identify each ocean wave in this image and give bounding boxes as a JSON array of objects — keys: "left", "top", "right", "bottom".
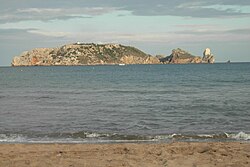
[
  {"left": 71, "top": 131, "right": 151, "bottom": 141},
  {"left": 0, "top": 134, "right": 27, "bottom": 142},
  {"left": 227, "top": 132, "right": 250, "bottom": 140},
  {"left": 0, "top": 132, "right": 249, "bottom": 143},
  {"left": 154, "top": 132, "right": 250, "bottom": 141}
]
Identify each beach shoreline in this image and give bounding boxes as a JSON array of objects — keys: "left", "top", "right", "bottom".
[{"left": 0, "top": 142, "right": 249, "bottom": 167}]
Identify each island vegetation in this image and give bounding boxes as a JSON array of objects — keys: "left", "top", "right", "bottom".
[{"left": 11, "top": 43, "right": 215, "bottom": 66}]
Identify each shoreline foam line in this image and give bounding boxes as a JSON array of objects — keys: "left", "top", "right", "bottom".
[{"left": 1, "top": 132, "right": 249, "bottom": 144}]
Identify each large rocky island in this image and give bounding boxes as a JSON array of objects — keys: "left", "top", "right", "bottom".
[
  {"left": 11, "top": 43, "right": 215, "bottom": 66},
  {"left": 11, "top": 43, "right": 160, "bottom": 66}
]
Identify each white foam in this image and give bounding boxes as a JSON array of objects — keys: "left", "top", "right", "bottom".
[
  {"left": 1, "top": 132, "right": 250, "bottom": 143},
  {"left": 230, "top": 132, "right": 250, "bottom": 140},
  {"left": 0, "top": 134, "right": 27, "bottom": 142},
  {"left": 153, "top": 134, "right": 178, "bottom": 140},
  {"left": 197, "top": 134, "right": 214, "bottom": 138},
  {"left": 85, "top": 132, "right": 103, "bottom": 138}
]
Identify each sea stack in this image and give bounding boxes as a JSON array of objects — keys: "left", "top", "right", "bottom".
[{"left": 202, "top": 48, "right": 215, "bottom": 63}]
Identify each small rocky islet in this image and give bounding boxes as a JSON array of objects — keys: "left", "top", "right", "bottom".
[{"left": 11, "top": 43, "right": 215, "bottom": 66}]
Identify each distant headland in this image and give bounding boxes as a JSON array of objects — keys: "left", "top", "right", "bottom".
[{"left": 11, "top": 43, "right": 215, "bottom": 66}]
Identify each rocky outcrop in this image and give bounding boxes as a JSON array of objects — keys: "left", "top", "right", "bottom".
[
  {"left": 160, "top": 48, "right": 215, "bottom": 64},
  {"left": 202, "top": 48, "right": 215, "bottom": 63},
  {"left": 11, "top": 48, "right": 55, "bottom": 66},
  {"left": 11, "top": 43, "right": 160, "bottom": 66},
  {"left": 160, "top": 48, "right": 202, "bottom": 64}
]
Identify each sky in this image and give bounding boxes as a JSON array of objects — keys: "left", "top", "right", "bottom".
[{"left": 0, "top": 0, "right": 250, "bottom": 66}]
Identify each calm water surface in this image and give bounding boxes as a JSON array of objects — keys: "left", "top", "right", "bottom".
[{"left": 0, "top": 63, "right": 250, "bottom": 143}]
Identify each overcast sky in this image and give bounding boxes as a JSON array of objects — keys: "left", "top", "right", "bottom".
[{"left": 1, "top": 0, "right": 250, "bottom": 66}]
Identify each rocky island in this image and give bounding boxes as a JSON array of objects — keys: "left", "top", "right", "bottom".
[
  {"left": 159, "top": 48, "right": 215, "bottom": 64},
  {"left": 11, "top": 43, "right": 215, "bottom": 66},
  {"left": 11, "top": 43, "right": 160, "bottom": 66}
]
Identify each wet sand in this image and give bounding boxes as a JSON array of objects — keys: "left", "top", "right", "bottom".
[{"left": 0, "top": 142, "right": 249, "bottom": 167}]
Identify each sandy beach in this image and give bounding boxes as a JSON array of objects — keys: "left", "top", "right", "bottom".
[{"left": 0, "top": 142, "right": 249, "bottom": 167}]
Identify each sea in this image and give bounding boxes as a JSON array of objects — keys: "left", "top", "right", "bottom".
[{"left": 0, "top": 63, "right": 250, "bottom": 143}]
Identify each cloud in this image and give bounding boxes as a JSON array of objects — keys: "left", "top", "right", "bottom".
[
  {"left": 226, "top": 28, "right": 250, "bottom": 34},
  {"left": 0, "top": 28, "right": 70, "bottom": 40},
  {"left": 0, "top": 6, "right": 116, "bottom": 23},
  {"left": 169, "top": 27, "right": 250, "bottom": 43},
  {"left": 121, "top": 0, "right": 250, "bottom": 18},
  {"left": 27, "top": 29, "right": 71, "bottom": 38},
  {"left": 58, "top": 28, "right": 250, "bottom": 44},
  {"left": 1, "top": 25, "right": 250, "bottom": 45},
  {"left": 16, "top": 7, "right": 116, "bottom": 16},
  {"left": 175, "top": 27, "right": 250, "bottom": 35},
  {"left": 0, "top": 0, "right": 250, "bottom": 23}
]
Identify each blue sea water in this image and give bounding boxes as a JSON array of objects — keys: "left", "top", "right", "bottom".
[{"left": 0, "top": 63, "right": 250, "bottom": 143}]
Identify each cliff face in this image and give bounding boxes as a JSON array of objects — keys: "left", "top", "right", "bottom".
[
  {"left": 160, "top": 48, "right": 215, "bottom": 64},
  {"left": 11, "top": 43, "right": 160, "bottom": 66}
]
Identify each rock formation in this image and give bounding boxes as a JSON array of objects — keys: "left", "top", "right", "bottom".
[
  {"left": 202, "top": 48, "right": 215, "bottom": 63},
  {"left": 159, "top": 48, "right": 202, "bottom": 64},
  {"left": 160, "top": 48, "right": 215, "bottom": 64},
  {"left": 11, "top": 43, "right": 215, "bottom": 66},
  {"left": 11, "top": 43, "right": 160, "bottom": 66}
]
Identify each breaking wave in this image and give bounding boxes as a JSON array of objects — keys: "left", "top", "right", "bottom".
[{"left": 0, "top": 131, "right": 249, "bottom": 143}]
